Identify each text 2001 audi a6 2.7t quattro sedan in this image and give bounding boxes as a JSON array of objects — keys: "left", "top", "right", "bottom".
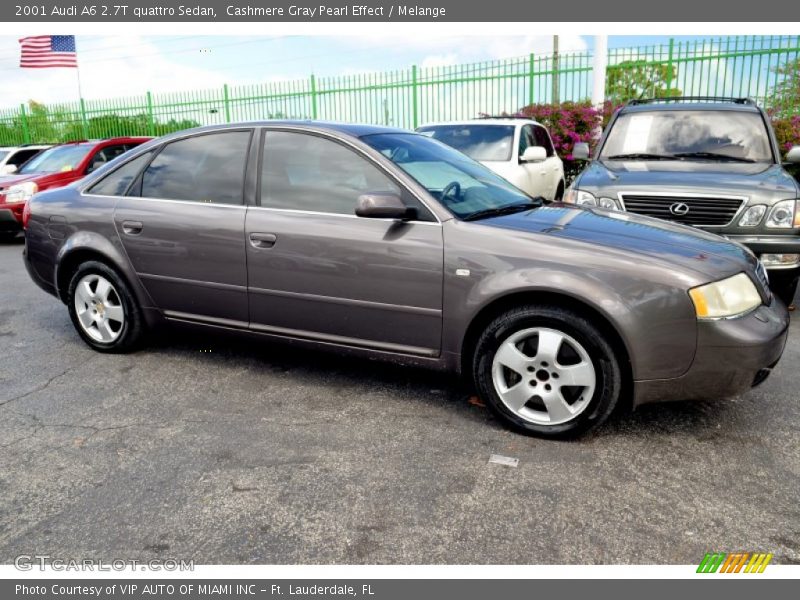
[{"left": 22, "top": 122, "right": 790, "bottom": 438}]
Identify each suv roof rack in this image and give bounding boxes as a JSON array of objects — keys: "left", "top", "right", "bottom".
[
  {"left": 627, "top": 96, "right": 757, "bottom": 106},
  {"left": 474, "top": 114, "right": 527, "bottom": 120}
]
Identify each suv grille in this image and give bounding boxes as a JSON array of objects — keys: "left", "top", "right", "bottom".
[{"left": 620, "top": 194, "right": 746, "bottom": 227}]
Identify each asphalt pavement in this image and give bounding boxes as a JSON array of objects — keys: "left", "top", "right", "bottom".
[{"left": 1, "top": 235, "right": 798, "bottom": 565}]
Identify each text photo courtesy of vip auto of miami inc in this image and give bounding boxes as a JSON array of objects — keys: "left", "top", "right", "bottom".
[{"left": 0, "top": 3, "right": 799, "bottom": 593}]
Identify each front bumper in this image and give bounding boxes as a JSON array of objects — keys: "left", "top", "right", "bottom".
[
  {"left": 723, "top": 234, "right": 800, "bottom": 270},
  {"left": 633, "top": 296, "right": 790, "bottom": 406}
]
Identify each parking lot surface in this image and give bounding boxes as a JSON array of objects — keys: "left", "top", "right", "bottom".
[{"left": 0, "top": 237, "right": 798, "bottom": 565}]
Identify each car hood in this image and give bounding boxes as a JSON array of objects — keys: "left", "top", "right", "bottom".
[
  {"left": 577, "top": 160, "right": 800, "bottom": 197},
  {"left": 0, "top": 171, "right": 70, "bottom": 192},
  {"left": 481, "top": 203, "right": 759, "bottom": 279}
]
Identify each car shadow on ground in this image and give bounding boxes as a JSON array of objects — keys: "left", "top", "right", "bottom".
[
  {"left": 0, "top": 234, "right": 24, "bottom": 245},
  {"left": 140, "top": 325, "right": 747, "bottom": 442}
]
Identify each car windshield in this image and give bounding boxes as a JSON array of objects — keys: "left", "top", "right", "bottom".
[
  {"left": 600, "top": 110, "right": 774, "bottom": 162},
  {"left": 19, "top": 145, "right": 89, "bottom": 174},
  {"left": 417, "top": 124, "right": 515, "bottom": 161},
  {"left": 362, "top": 132, "right": 538, "bottom": 219}
]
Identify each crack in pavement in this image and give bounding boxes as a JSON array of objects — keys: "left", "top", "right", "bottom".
[{"left": 0, "top": 364, "right": 79, "bottom": 408}]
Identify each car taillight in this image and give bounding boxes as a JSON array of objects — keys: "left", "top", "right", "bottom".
[{"left": 22, "top": 199, "right": 32, "bottom": 229}]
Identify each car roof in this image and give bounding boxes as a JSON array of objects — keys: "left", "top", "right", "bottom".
[
  {"left": 418, "top": 118, "right": 540, "bottom": 128},
  {"left": 152, "top": 121, "right": 410, "bottom": 142},
  {"left": 620, "top": 101, "right": 761, "bottom": 114}
]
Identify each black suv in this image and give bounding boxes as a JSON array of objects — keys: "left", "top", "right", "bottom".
[{"left": 566, "top": 97, "right": 800, "bottom": 303}]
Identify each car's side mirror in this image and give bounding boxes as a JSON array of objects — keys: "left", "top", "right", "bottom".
[
  {"left": 355, "top": 193, "right": 415, "bottom": 220},
  {"left": 1, "top": 164, "right": 18, "bottom": 175},
  {"left": 786, "top": 146, "right": 800, "bottom": 164},
  {"left": 520, "top": 146, "right": 547, "bottom": 163},
  {"left": 572, "top": 143, "right": 591, "bottom": 161}
]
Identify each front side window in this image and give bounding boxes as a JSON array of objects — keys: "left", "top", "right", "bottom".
[
  {"left": 87, "top": 152, "right": 153, "bottom": 196},
  {"left": 362, "top": 132, "right": 536, "bottom": 220},
  {"left": 141, "top": 131, "right": 251, "bottom": 205},
  {"left": 261, "top": 131, "right": 401, "bottom": 215},
  {"left": 533, "top": 126, "right": 555, "bottom": 157},
  {"left": 87, "top": 144, "right": 129, "bottom": 174},
  {"left": 19, "top": 145, "right": 89, "bottom": 174},
  {"left": 600, "top": 110, "right": 774, "bottom": 162},
  {"left": 417, "top": 124, "right": 515, "bottom": 162},
  {"left": 518, "top": 126, "right": 534, "bottom": 157}
]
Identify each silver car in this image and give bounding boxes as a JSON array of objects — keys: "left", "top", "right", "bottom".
[{"left": 22, "top": 122, "right": 790, "bottom": 438}]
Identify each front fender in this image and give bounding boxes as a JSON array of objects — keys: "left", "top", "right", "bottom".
[{"left": 442, "top": 222, "right": 699, "bottom": 381}]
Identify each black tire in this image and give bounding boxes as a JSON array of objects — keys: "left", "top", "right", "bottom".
[
  {"left": 472, "top": 305, "right": 622, "bottom": 438},
  {"left": 554, "top": 181, "right": 565, "bottom": 202},
  {"left": 66, "top": 260, "right": 144, "bottom": 353},
  {"left": 769, "top": 269, "right": 798, "bottom": 306}
]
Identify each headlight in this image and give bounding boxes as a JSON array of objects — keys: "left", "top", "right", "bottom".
[
  {"left": 4, "top": 181, "right": 38, "bottom": 204},
  {"left": 688, "top": 272, "right": 762, "bottom": 319},
  {"left": 765, "top": 199, "right": 799, "bottom": 228},
  {"left": 563, "top": 189, "right": 596, "bottom": 206},
  {"left": 598, "top": 197, "right": 621, "bottom": 210},
  {"left": 738, "top": 205, "right": 766, "bottom": 227}
]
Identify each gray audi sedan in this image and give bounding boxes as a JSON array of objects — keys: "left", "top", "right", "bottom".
[{"left": 22, "top": 122, "right": 790, "bottom": 438}]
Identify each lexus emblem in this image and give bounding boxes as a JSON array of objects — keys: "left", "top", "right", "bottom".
[{"left": 669, "top": 202, "right": 690, "bottom": 216}]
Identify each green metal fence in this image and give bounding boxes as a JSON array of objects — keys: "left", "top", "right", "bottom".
[{"left": 1, "top": 35, "right": 799, "bottom": 146}]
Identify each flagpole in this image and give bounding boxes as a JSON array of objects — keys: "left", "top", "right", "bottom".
[{"left": 73, "top": 37, "right": 88, "bottom": 140}]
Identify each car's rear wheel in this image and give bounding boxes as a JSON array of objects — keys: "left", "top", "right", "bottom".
[
  {"left": 472, "top": 305, "right": 622, "bottom": 438},
  {"left": 66, "top": 261, "right": 144, "bottom": 353}
]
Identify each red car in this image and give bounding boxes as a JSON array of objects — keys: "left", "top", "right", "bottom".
[{"left": 0, "top": 137, "right": 150, "bottom": 240}]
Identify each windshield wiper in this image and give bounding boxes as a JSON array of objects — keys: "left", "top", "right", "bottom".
[
  {"left": 463, "top": 201, "right": 541, "bottom": 222},
  {"left": 671, "top": 151, "right": 756, "bottom": 163},
  {"left": 605, "top": 152, "right": 677, "bottom": 161}
]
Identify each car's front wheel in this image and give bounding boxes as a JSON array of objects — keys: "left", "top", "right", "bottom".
[
  {"left": 472, "top": 305, "right": 622, "bottom": 438},
  {"left": 66, "top": 261, "right": 144, "bottom": 353},
  {"left": 768, "top": 269, "right": 798, "bottom": 306}
]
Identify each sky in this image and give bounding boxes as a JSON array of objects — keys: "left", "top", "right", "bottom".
[{"left": 0, "top": 35, "right": 700, "bottom": 108}]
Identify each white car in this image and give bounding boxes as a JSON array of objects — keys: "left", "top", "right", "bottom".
[
  {"left": 417, "top": 118, "right": 565, "bottom": 200},
  {"left": 0, "top": 144, "right": 51, "bottom": 175}
]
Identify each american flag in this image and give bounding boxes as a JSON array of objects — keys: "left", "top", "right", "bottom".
[{"left": 19, "top": 35, "right": 78, "bottom": 68}]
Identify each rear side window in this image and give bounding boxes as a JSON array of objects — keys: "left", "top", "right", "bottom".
[
  {"left": 8, "top": 148, "right": 42, "bottom": 166},
  {"left": 140, "top": 131, "right": 251, "bottom": 205},
  {"left": 261, "top": 131, "right": 401, "bottom": 215},
  {"left": 87, "top": 152, "right": 153, "bottom": 196}
]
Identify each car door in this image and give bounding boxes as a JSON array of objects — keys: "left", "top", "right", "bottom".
[
  {"left": 245, "top": 129, "right": 444, "bottom": 356},
  {"left": 532, "top": 124, "right": 562, "bottom": 198},
  {"left": 110, "top": 129, "right": 254, "bottom": 324},
  {"left": 518, "top": 125, "right": 549, "bottom": 197}
]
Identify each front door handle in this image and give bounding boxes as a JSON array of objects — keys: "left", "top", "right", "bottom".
[
  {"left": 249, "top": 232, "right": 277, "bottom": 249},
  {"left": 121, "top": 220, "right": 143, "bottom": 235}
]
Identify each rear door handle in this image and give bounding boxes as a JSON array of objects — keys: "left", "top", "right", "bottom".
[
  {"left": 121, "top": 220, "right": 143, "bottom": 235},
  {"left": 249, "top": 232, "right": 277, "bottom": 249}
]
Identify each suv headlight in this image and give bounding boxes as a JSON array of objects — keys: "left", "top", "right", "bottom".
[
  {"left": 738, "top": 205, "right": 766, "bottom": 227},
  {"left": 688, "top": 273, "right": 762, "bottom": 319},
  {"left": 598, "top": 197, "right": 621, "bottom": 210},
  {"left": 4, "top": 181, "right": 38, "bottom": 204},
  {"left": 765, "top": 199, "right": 799, "bottom": 228},
  {"left": 563, "top": 189, "right": 597, "bottom": 206}
]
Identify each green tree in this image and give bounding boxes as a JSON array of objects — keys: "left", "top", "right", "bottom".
[
  {"left": 605, "top": 61, "right": 682, "bottom": 104},
  {"left": 766, "top": 57, "right": 800, "bottom": 118}
]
